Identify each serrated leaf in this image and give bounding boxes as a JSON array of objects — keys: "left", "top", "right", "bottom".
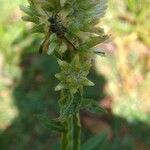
[
  {"left": 81, "top": 132, "right": 108, "bottom": 150},
  {"left": 38, "top": 115, "right": 66, "bottom": 132},
  {"left": 82, "top": 99, "right": 107, "bottom": 113}
]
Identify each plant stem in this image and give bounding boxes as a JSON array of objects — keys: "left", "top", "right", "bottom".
[
  {"left": 61, "top": 113, "right": 81, "bottom": 150},
  {"left": 61, "top": 121, "right": 68, "bottom": 150},
  {"left": 72, "top": 113, "right": 81, "bottom": 150},
  {"left": 66, "top": 113, "right": 81, "bottom": 150}
]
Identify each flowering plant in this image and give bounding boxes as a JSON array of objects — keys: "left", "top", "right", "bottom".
[{"left": 21, "top": 0, "right": 108, "bottom": 149}]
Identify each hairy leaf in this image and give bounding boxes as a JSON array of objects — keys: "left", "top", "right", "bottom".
[
  {"left": 82, "top": 98, "right": 107, "bottom": 113},
  {"left": 60, "top": 94, "right": 81, "bottom": 119},
  {"left": 38, "top": 115, "right": 66, "bottom": 132}
]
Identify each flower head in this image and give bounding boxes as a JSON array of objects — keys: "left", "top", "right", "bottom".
[
  {"left": 20, "top": 0, "right": 108, "bottom": 55},
  {"left": 55, "top": 53, "right": 94, "bottom": 94}
]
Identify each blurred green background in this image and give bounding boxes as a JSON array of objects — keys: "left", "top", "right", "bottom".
[{"left": 0, "top": 0, "right": 150, "bottom": 150}]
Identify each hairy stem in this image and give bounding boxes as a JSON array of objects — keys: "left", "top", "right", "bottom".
[
  {"left": 61, "top": 121, "right": 68, "bottom": 150},
  {"left": 61, "top": 112, "right": 81, "bottom": 150},
  {"left": 66, "top": 113, "right": 81, "bottom": 150}
]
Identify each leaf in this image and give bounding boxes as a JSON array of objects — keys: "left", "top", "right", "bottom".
[
  {"left": 81, "top": 99, "right": 107, "bottom": 113},
  {"left": 81, "top": 132, "right": 108, "bottom": 150},
  {"left": 81, "top": 77, "right": 95, "bottom": 86},
  {"left": 55, "top": 73, "right": 62, "bottom": 80},
  {"left": 55, "top": 83, "right": 65, "bottom": 91},
  {"left": 60, "top": 94, "right": 81, "bottom": 119},
  {"left": 38, "top": 115, "right": 66, "bottom": 132},
  {"left": 20, "top": 5, "right": 39, "bottom": 16},
  {"left": 21, "top": 16, "right": 39, "bottom": 24},
  {"left": 91, "top": 47, "right": 105, "bottom": 56},
  {"left": 58, "top": 42, "right": 67, "bottom": 54},
  {"left": 86, "top": 34, "right": 108, "bottom": 48},
  {"left": 57, "top": 59, "right": 68, "bottom": 69},
  {"left": 31, "top": 24, "right": 45, "bottom": 33},
  {"left": 60, "top": 0, "right": 67, "bottom": 7},
  {"left": 71, "top": 54, "right": 80, "bottom": 70},
  {"left": 50, "top": 33, "right": 57, "bottom": 42},
  {"left": 47, "top": 41, "right": 58, "bottom": 55}
]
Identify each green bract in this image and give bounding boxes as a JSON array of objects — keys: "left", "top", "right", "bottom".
[
  {"left": 20, "top": 0, "right": 108, "bottom": 55},
  {"left": 55, "top": 54, "right": 94, "bottom": 94}
]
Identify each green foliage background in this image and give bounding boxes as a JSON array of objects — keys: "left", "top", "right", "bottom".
[{"left": 0, "top": 0, "right": 150, "bottom": 150}]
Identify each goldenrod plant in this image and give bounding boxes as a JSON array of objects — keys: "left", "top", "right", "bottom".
[{"left": 20, "top": 0, "right": 108, "bottom": 149}]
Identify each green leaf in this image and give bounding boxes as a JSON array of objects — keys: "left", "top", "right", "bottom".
[
  {"left": 81, "top": 132, "right": 108, "bottom": 150},
  {"left": 82, "top": 99, "right": 107, "bottom": 113},
  {"left": 21, "top": 16, "right": 39, "bottom": 24},
  {"left": 91, "top": 48, "right": 105, "bottom": 56},
  {"left": 86, "top": 34, "right": 108, "bottom": 48},
  {"left": 57, "top": 59, "right": 68, "bottom": 69},
  {"left": 60, "top": 0, "right": 67, "bottom": 7},
  {"left": 38, "top": 115, "right": 66, "bottom": 132},
  {"left": 50, "top": 33, "right": 57, "bottom": 42},
  {"left": 31, "top": 24, "right": 45, "bottom": 33},
  {"left": 81, "top": 78, "right": 95, "bottom": 86},
  {"left": 27, "top": 0, "right": 34, "bottom": 6},
  {"left": 60, "top": 94, "right": 81, "bottom": 119},
  {"left": 58, "top": 42, "right": 67, "bottom": 54},
  {"left": 47, "top": 41, "right": 58, "bottom": 55},
  {"left": 71, "top": 54, "right": 80, "bottom": 70},
  {"left": 55, "top": 83, "right": 65, "bottom": 91},
  {"left": 20, "top": 5, "right": 39, "bottom": 16},
  {"left": 55, "top": 73, "right": 62, "bottom": 80}
]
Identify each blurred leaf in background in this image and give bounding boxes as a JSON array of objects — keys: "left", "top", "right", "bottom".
[
  {"left": 104, "top": 0, "right": 150, "bottom": 46},
  {"left": 0, "top": 0, "right": 25, "bottom": 131},
  {"left": 98, "top": 0, "right": 150, "bottom": 123},
  {"left": 95, "top": 0, "right": 150, "bottom": 149},
  {"left": 0, "top": 0, "right": 42, "bottom": 130}
]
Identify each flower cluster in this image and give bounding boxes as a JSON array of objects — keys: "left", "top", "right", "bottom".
[
  {"left": 20, "top": 0, "right": 108, "bottom": 96},
  {"left": 20, "top": 0, "right": 108, "bottom": 55},
  {"left": 55, "top": 53, "right": 94, "bottom": 94},
  {"left": 21, "top": 1, "right": 108, "bottom": 148}
]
